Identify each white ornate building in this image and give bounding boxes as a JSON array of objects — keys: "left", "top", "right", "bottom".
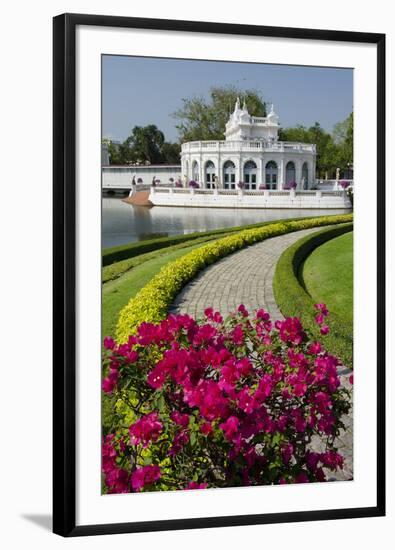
[{"left": 180, "top": 99, "right": 316, "bottom": 190}]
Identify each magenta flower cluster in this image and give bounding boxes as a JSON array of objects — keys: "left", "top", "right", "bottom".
[{"left": 102, "top": 304, "right": 351, "bottom": 494}]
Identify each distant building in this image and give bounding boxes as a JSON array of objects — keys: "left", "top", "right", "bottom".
[
  {"left": 180, "top": 99, "right": 316, "bottom": 190},
  {"left": 102, "top": 142, "right": 110, "bottom": 165}
]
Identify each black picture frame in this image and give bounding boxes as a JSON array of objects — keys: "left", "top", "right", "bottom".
[{"left": 53, "top": 13, "right": 386, "bottom": 537}]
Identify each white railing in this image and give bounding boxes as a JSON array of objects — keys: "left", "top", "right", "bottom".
[
  {"left": 315, "top": 179, "right": 354, "bottom": 191},
  {"left": 151, "top": 187, "right": 348, "bottom": 198},
  {"left": 251, "top": 116, "right": 268, "bottom": 124},
  {"left": 181, "top": 140, "right": 315, "bottom": 153}
]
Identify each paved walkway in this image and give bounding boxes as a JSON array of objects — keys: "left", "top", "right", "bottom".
[
  {"left": 170, "top": 225, "right": 353, "bottom": 482},
  {"left": 169, "top": 226, "right": 325, "bottom": 320}
]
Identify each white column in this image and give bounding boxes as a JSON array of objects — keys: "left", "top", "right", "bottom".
[
  {"left": 260, "top": 157, "right": 265, "bottom": 186},
  {"left": 311, "top": 158, "right": 316, "bottom": 188},
  {"left": 200, "top": 156, "right": 205, "bottom": 186},
  {"left": 279, "top": 158, "right": 285, "bottom": 190},
  {"left": 296, "top": 160, "right": 302, "bottom": 188}
]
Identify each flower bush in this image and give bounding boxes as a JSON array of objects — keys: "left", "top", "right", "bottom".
[
  {"left": 102, "top": 305, "right": 351, "bottom": 493},
  {"left": 116, "top": 215, "right": 353, "bottom": 343},
  {"left": 339, "top": 180, "right": 350, "bottom": 190},
  {"left": 189, "top": 180, "right": 199, "bottom": 188}
]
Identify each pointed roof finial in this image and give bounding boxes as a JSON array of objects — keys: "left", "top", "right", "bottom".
[
  {"left": 242, "top": 98, "right": 248, "bottom": 112},
  {"left": 235, "top": 96, "right": 241, "bottom": 111}
]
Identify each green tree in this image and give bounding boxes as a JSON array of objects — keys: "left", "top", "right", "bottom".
[
  {"left": 161, "top": 142, "right": 181, "bottom": 164},
  {"left": 279, "top": 122, "right": 338, "bottom": 178},
  {"left": 105, "top": 140, "right": 124, "bottom": 165},
  {"left": 334, "top": 113, "right": 353, "bottom": 172},
  {"left": 124, "top": 125, "right": 165, "bottom": 164},
  {"left": 173, "top": 85, "right": 266, "bottom": 142}
]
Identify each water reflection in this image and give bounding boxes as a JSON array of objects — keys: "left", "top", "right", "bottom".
[{"left": 102, "top": 197, "right": 350, "bottom": 249}]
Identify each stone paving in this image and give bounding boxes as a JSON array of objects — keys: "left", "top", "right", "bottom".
[
  {"left": 169, "top": 226, "right": 325, "bottom": 321},
  {"left": 170, "top": 225, "right": 353, "bottom": 482}
]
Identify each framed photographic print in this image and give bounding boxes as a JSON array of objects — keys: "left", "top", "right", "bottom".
[{"left": 53, "top": 13, "right": 386, "bottom": 537}]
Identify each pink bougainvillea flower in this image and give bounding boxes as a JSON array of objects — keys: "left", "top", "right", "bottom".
[
  {"left": 131, "top": 465, "right": 161, "bottom": 491},
  {"left": 320, "top": 450, "right": 344, "bottom": 470},
  {"left": 308, "top": 342, "right": 322, "bottom": 355},
  {"left": 103, "top": 336, "right": 115, "bottom": 350},
  {"left": 255, "top": 374, "right": 273, "bottom": 402},
  {"left": 170, "top": 411, "right": 190, "bottom": 428},
  {"left": 276, "top": 317, "right": 306, "bottom": 345},
  {"left": 186, "top": 481, "right": 208, "bottom": 490},
  {"left": 349, "top": 373, "right": 354, "bottom": 384},
  {"left": 315, "top": 313, "right": 325, "bottom": 326},
  {"left": 102, "top": 302, "right": 350, "bottom": 493},
  {"left": 235, "top": 357, "right": 253, "bottom": 377},
  {"left": 193, "top": 324, "right": 218, "bottom": 346},
  {"left": 314, "top": 303, "right": 329, "bottom": 316},
  {"left": 169, "top": 429, "right": 190, "bottom": 456},
  {"left": 293, "top": 381, "right": 308, "bottom": 397},
  {"left": 231, "top": 324, "right": 244, "bottom": 345},
  {"left": 129, "top": 412, "right": 163, "bottom": 447},
  {"left": 256, "top": 308, "right": 270, "bottom": 321},
  {"left": 237, "top": 304, "right": 249, "bottom": 317},
  {"left": 105, "top": 467, "right": 130, "bottom": 494},
  {"left": 295, "top": 471, "right": 310, "bottom": 483},
  {"left": 200, "top": 421, "right": 213, "bottom": 435},
  {"left": 237, "top": 387, "right": 259, "bottom": 414},
  {"left": 305, "top": 451, "right": 320, "bottom": 471},
  {"left": 204, "top": 307, "right": 214, "bottom": 319},
  {"left": 204, "top": 307, "right": 223, "bottom": 323},
  {"left": 219, "top": 415, "right": 240, "bottom": 441},
  {"left": 102, "top": 368, "right": 119, "bottom": 394},
  {"left": 281, "top": 442, "right": 294, "bottom": 465},
  {"left": 320, "top": 325, "right": 330, "bottom": 335}
]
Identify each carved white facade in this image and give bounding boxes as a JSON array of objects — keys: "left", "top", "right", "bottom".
[{"left": 181, "top": 99, "right": 316, "bottom": 190}]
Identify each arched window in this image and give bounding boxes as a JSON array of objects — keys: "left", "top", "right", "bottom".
[
  {"left": 243, "top": 160, "right": 258, "bottom": 190},
  {"left": 192, "top": 160, "right": 199, "bottom": 182},
  {"left": 205, "top": 161, "right": 216, "bottom": 188},
  {"left": 285, "top": 161, "right": 296, "bottom": 186},
  {"left": 223, "top": 160, "right": 236, "bottom": 189},
  {"left": 302, "top": 162, "right": 308, "bottom": 189},
  {"left": 265, "top": 161, "right": 278, "bottom": 189}
]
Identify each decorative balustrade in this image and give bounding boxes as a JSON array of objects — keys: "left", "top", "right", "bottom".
[
  {"left": 151, "top": 187, "right": 347, "bottom": 198},
  {"left": 148, "top": 186, "right": 352, "bottom": 209},
  {"left": 181, "top": 140, "right": 316, "bottom": 153}
]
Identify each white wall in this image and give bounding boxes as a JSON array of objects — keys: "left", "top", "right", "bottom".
[
  {"left": 102, "top": 166, "right": 182, "bottom": 188},
  {"left": 0, "top": 2, "right": 393, "bottom": 549}
]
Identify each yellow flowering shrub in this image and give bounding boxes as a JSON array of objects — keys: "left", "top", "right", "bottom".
[{"left": 115, "top": 214, "right": 353, "bottom": 343}]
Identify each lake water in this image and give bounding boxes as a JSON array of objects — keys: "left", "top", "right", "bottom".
[{"left": 102, "top": 197, "right": 350, "bottom": 249}]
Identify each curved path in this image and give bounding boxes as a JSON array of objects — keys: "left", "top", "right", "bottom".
[
  {"left": 169, "top": 226, "right": 327, "bottom": 320},
  {"left": 170, "top": 225, "right": 353, "bottom": 481}
]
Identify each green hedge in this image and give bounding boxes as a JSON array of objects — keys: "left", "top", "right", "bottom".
[
  {"left": 102, "top": 233, "right": 232, "bottom": 283},
  {"left": 273, "top": 223, "right": 353, "bottom": 368},
  {"left": 115, "top": 214, "right": 353, "bottom": 344},
  {"left": 102, "top": 214, "right": 348, "bottom": 267}
]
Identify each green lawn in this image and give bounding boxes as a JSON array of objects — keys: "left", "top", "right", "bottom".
[
  {"left": 301, "top": 231, "right": 353, "bottom": 325},
  {"left": 102, "top": 240, "right": 208, "bottom": 338}
]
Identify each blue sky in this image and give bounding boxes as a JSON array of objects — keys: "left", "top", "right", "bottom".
[{"left": 102, "top": 55, "right": 353, "bottom": 143}]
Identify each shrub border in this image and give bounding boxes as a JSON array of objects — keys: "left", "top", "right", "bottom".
[
  {"left": 103, "top": 214, "right": 348, "bottom": 267},
  {"left": 115, "top": 214, "right": 353, "bottom": 344},
  {"left": 273, "top": 223, "right": 353, "bottom": 367}
]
